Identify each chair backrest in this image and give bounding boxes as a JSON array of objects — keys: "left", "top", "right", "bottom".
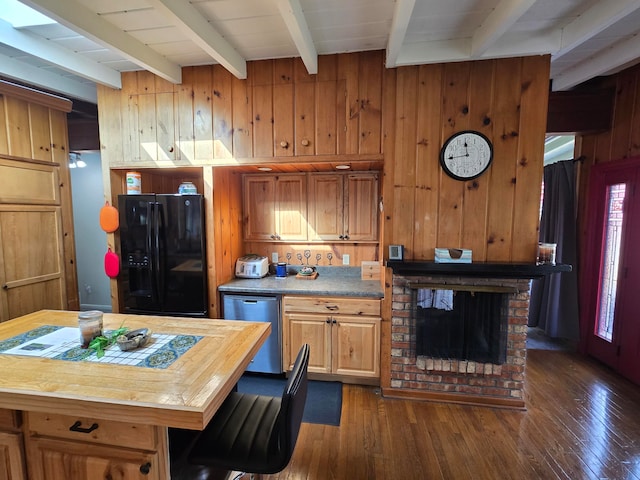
[{"left": 269, "top": 344, "right": 309, "bottom": 469}]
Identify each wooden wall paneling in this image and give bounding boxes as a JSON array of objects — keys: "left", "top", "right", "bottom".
[
  {"left": 231, "top": 76, "right": 253, "bottom": 159},
  {"left": 5, "top": 97, "right": 32, "bottom": 159},
  {"left": 381, "top": 64, "right": 397, "bottom": 261},
  {"left": 338, "top": 53, "right": 360, "bottom": 155},
  {"left": 212, "top": 66, "right": 234, "bottom": 160},
  {"left": 155, "top": 92, "right": 177, "bottom": 163},
  {"left": 629, "top": 67, "right": 640, "bottom": 158},
  {"left": 120, "top": 73, "right": 138, "bottom": 165},
  {"left": 193, "top": 66, "right": 214, "bottom": 162},
  {"left": 512, "top": 55, "right": 550, "bottom": 262},
  {"left": 253, "top": 84, "right": 274, "bottom": 157},
  {"left": 175, "top": 68, "right": 195, "bottom": 163},
  {"left": 295, "top": 82, "right": 316, "bottom": 155},
  {"left": 358, "top": 50, "right": 383, "bottom": 155},
  {"left": 137, "top": 91, "right": 158, "bottom": 163},
  {"left": 392, "top": 67, "right": 419, "bottom": 257},
  {"left": 485, "top": 58, "right": 522, "bottom": 261},
  {"left": 336, "top": 79, "right": 348, "bottom": 156},
  {"left": 250, "top": 61, "right": 274, "bottom": 160},
  {"left": 437, "top": 62, "right": 471, "bottom": 250},
  {"left": 413, "top": 64, "right": 443, "bottom": 259},
  {"left": 274, "top": 58, "right": 294, "bottom": 84},
  {"left": 461, "top": 60, "right": 494, "bottom": 260},
  {"left": 203, "top": 166, "right": 218, "bottom": 317},
  {"left": 273, "top": 84, "right": 294, "bottom": 157},
  {"left": 0, "top": 96, "right": 8, "bottom": 155},
  {"left": 317, "top": 55, "right": 337, "bottom": 82},
  {"left": 28, "top": 103, "right": 52, "bottom": 162},
  {"left": 316, "top": 81, "right": 337, "bottom": 155},
  {"left": 49, "top": 109, "right": 69, "bottom": 165},
  {"left": 137, "top": 70, "right": 157, "bottom": 94},
  {"left": 609, "top": 69, "right": 638, "bottom": 161}
]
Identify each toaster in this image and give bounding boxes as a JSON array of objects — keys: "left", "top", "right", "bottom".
[{"left": 235, "top": 254, "right": 269, "bottom": 278}]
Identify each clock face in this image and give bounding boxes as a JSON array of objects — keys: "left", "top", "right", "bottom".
[{"left": 440, "top": 131, "right": 493, "bottom": 180}]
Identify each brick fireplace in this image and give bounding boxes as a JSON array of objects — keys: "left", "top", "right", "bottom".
[{"left": 388, "top": 272, "right": 532, "bottom": 409}]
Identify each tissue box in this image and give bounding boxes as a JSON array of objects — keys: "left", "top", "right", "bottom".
[{"left": 435, "top": 248, "right": 472, "bottom": 263}]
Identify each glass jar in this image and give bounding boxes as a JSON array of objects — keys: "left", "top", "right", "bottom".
[
  {"left": 78, "top": 310, "right": 104, "bottom": 348},
  {"left": 178, "top": 181, "right": 197, "bottom": 194}
]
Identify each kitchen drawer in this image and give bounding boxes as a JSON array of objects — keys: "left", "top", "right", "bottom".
[
  {"left": 0, "top": 408, "right": 20, "bottom": 430},
  {"left": 24, "top": 412, "right": 158, "bottom": 451},
  {"left": 283, "top": 296, "right": 380, "bottom": 316}
]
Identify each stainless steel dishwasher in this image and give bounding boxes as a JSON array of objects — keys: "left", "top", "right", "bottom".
[{"left": 222, "top": 294, "right": 282, "bottom": 374}]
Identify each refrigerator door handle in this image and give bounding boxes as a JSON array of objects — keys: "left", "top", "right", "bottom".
[
  {"left": 155, "top": 201, "right": 165, "bottom": 303},
  {"left": 152, "top": 202, "right": 163, "bottom": 305}
]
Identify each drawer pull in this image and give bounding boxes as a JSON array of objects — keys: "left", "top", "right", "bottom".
[
  {"left": 140, "top": 462, "right": 152, "bottom": 475},
  {"left": 325, "top": 305, "right": 338, "bottom": 311},
  {"left": 69, "top": 420, "right": 99, "bottom": 434}
]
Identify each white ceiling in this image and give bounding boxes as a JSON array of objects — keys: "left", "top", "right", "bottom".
[{"left": 1, "top": 0, "right": 639, "bottom": 104}]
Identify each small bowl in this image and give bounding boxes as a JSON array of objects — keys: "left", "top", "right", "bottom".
[
  {"left": 299, "top": 266, "right": 315, "bottom": 275},
  {"left": 116, "top": 328, "right": 149, "bottom": 351}
]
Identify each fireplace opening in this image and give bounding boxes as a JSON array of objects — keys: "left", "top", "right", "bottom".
[{"left": 412, "top": 285, "right": 512, "bottom": 364}]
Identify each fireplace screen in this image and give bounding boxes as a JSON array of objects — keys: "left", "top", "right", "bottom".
[{"left": 412, "top": 286, "right": 509, "bottom": 364}]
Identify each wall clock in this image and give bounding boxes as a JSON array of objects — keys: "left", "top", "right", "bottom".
[{"left": 440, "top": 130, "right": 493, "bottom": 181}]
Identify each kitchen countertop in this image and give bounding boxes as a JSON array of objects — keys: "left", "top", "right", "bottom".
[{"left": 218, "top": 266, "right": 383, "bottom": 298}]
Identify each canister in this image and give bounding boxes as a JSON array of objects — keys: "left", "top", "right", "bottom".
[
  {"left": 78, "top": 310, "right": 104, "bottom": 348},
  {"left": 537, "top": 242, "right": 557, "bottom": 265},
  {"left": 126, "top": 171, "right": 142, "bottom": 194},
  {"left": 276, "top": 262, "right": 287, "bottom": 278}
]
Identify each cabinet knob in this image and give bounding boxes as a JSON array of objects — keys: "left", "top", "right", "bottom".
[
  {"left": 301, "top": 138, "right": 310, "bottom": 146},
  {"left": 168, "top": 146, "right": 174, "bottom": 153},
  {"left": 280, "top": 140, "right": 289, "bottom": 149},
  {"left": 139, "top": 462, "right": 152, "bottom": 475},
  {"left": 344, "top": 234, "right": 350, "bottom": 240},
  {"left": 339, "top": 235, "right": 344, "bottom": 240},
  {"left": 326, "top": 318, "right": 331, "bottom": 324},
  {"left": 270, "top": 234, "right": 277, "bottom": 240}
]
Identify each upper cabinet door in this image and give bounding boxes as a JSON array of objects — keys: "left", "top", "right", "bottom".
[
  {"left": 243, "top": 174, "right": 307, "bottom": 241},
  {"left": 308, "top": 174, "right": 344, "bottom": 241},
  {"left": 308, "top": 172, "right": 379, "bottom": 242},
  {"left": 345, "top": 173, "right": 379, "bottom": 241}
]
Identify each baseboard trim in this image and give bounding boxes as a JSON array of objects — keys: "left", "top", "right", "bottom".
[{"left": 381, "top": 387, "right": 526, "bottom": 410}]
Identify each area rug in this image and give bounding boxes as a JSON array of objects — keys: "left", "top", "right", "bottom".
[{"left": 237, "top": 374, "right": 342, "bottom": 426}]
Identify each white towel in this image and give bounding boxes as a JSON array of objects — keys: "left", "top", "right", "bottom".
[{"left": 417, "top": 289, "right": 454, "bottom": 311}]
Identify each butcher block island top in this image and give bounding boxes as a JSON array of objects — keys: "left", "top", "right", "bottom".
[{"left": 0, "top": 310, "right": 270, "bottom": 430}]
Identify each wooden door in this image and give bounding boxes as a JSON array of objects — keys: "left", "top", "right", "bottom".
[
  {"left": 345, "top": 173, "right": 379, "bottom": 241},
  {"left": 308, "top": 173, "right": 344, "bottom": 241},
  {"left": 0, "top": 205, "right": 66, "bottom": 322},
  {"left": 285, "top": 313, "right": 331, "bottom": 373},
  {"left": 583, "top": 159, "right": 640, "bottom": 384},
  {"left": 243, "top": 175, "right": 277, "bottom": 241},
  {"left": 333, "top": 315, "right": 380, "bottom": 377}
]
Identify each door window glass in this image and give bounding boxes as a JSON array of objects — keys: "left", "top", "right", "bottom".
[{"left": 596, "top": 183, "right": 626, "bottom": 342}]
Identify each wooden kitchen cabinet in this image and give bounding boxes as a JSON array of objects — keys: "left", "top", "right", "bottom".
[
  {"left": 283, "top": 296, "right": 380, "bottom": 381},
  {"left": 308, "top": 172, "right": 379, "bottom": 242},
  {"left": 0, "top": 409, "right": 26, "bottom": 480},
  {"left": 23, "top": 412, "right": 165, "bottom": 480},
  {"left": 243, "top": 174, "right": 307, "bottom": 241}
]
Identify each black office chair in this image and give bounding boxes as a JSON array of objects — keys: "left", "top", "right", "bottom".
[{"left": 186, "top": 344, "right": 310, "bottom": 479}]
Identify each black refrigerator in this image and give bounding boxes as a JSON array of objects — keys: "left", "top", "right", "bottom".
[{"left": 118, "top": 194, "right": 207, "bottom": 317}]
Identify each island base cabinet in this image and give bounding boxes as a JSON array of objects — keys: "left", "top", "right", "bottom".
[
  {"left": 23, "top": 412, "right": 167, "bottom": 480},
  {"left": 0, "top": 431, "right": 26, "bottom": 480},
  {"left": 25, "top": 437, "right": 162, "bottom": 480}
]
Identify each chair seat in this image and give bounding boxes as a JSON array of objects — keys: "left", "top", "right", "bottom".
[{"left": 188, "top": 391, "right": 284, "bottom": 474}]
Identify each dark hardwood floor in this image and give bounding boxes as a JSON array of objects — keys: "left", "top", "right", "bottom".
[
  {"left": 266, "top": 348, "right": 640, "bottom": 479},
  {"left": 174, "top": 336, "right": 640, "bottom": 480}
]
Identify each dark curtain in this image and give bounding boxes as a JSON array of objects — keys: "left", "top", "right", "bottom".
[{"left": 528, "top": 160, "right": 580, "bottom": 340}]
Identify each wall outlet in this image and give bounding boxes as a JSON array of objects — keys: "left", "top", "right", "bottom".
[
  {"left": 343, "top": 254, "right": 350, "bottom": 265},
  {"left": 271, "top": 252, "right": 279, "bottom": 263}
]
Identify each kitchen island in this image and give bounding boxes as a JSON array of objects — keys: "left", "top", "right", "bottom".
[{"left": 0, "top": 310, "right": 269, "bottom": 480}]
